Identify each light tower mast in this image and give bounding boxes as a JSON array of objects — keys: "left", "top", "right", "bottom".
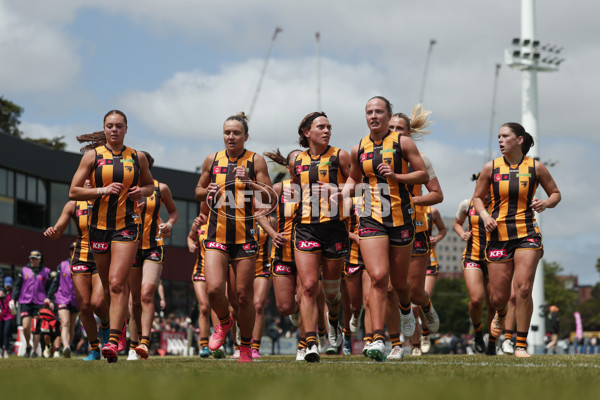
[{"left": 504, "top": 0, "right": 564, "bottom": 354}]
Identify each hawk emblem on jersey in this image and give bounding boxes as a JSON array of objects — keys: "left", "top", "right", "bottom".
[
  {"left": 520, "top": 181, "right": 528, "bottom": 188},
  {"left": 319, "top": 170, "right": 327, "bottom": 177},
  {"left": 383, "top": 158, "right": 392, "bottom": 165}
]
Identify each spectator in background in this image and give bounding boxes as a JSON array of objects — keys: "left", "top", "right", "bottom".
[
  {"left": 545, "top": 305, "right": 560, "bottom": 354},
  {"left": 0, "top": 277, "right": 16, "bottom": 358},
  {"left": 11, "top": 250, "right": 52, "bottom": 358},
  {"left": 267, "top": 317, "right": 282, "bottom": 355}
]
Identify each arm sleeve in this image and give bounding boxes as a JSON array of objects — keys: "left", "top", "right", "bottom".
[
  {"left": 455, "top": 199, "right": 470, "bottom": 221},
  {"left": 421, "top": 153, "right": 436, "bottom": 180}
]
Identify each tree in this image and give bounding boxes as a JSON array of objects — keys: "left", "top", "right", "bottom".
[
  {"left": 0, "top": 96, "right": 66, "bottom": 150},
  {"left": 27, "top": 136, "right": 67, "bottom": 151},
  {"left": 431, "top": 278, "right": 471, "bottom": 334},
  {"left": 0, "top": 96, "right": 24, "bottom": 137},
  {"left": 543, "top": 260, "right": 579, "bottom": 337}
]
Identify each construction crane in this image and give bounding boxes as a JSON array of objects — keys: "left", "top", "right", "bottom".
[{"left": 248, "top": 27, "right": 282, "bottom": 117}]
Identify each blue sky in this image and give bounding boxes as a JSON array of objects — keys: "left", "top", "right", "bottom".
[{"left": 1, "top": 0, "right": 599, "bottom": 284}]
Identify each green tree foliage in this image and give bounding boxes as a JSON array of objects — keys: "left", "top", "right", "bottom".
[
  {"left": 431, "top": 278, "right": 472, "bottom": 334},
  {"left": 27, "top": 136, "right": 67, "bottom": 151},
  {"left": 0, "top": 96, "right": 66, "bottom": 150},
  {"left": 0, "top": 96, "right": 24, "bottom": 137},
  {"left": 543, "top": 260, "right": 578, "bottom": 337}
]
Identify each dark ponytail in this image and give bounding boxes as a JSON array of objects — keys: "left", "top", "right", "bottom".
[{"left": 501, "top": 122, "right": 534, "bottom": 155}]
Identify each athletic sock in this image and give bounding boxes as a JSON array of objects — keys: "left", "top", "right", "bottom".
[
  {"left": 306, "top": 332, "right": 317, "bottom": 347},
  {"left": 129, "top": 340, "right": 139, "bottom": 351},
  {"left": 373, "top": 329, "right": 385, "bottom": 344},
  {"left": 140, "top": 336, "right": 150, "bottom": 348},
  {"left": 298, "top": 337, "right": 307, "bottom": 350},
  {"left": 473, "top": 322, "right": 482, "bottom": 333},
  {"left": 89, "top": 339, "right": 100, "bottom": 351},
  {"left": 400, "top": 302, "right": 412, "bottom": 315},
  {"left": 504, "top": 330, "right": 514, "bottom": 342},
  {"left": 390, "top": 333, "right": 401, "bottom": 347},
  {"left": 252, "top": 340, "right": 261, "bottom": 351},
  {"left": 109, "top": 329, "right": 121, "bottom": 346},
  {"left": 240, "top": 336, "right": 252, "bottom": 349},
  {"left": 421, "top": 300, "right": 431, "bottom": 314},
  {"left": 199, "top": 337, "right": 209, "bottom": 348},
  {"left": 218, "top": 314, "right": 231, "bottom": 326},
  {"left": 516, "top": 332, "right": 528, "bottom": 350}
]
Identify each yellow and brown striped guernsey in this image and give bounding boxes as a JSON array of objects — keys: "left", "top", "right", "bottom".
[
  {"left": 463, "top": 199, "right": 487, "bottom": 261},
  {"left": 294, "top": 146, "right": 346, "bottom": 224},
  {"left": 255, "top": 223, "right": 270, "bottom": 273},
  {"left": 271, "top": 179, "right": 297, "bottom": 263},
  {"left": 347, "top": 197, "right": 362, "bottom": 265},
  {"left": 488, "top": 156, "right": 539, "bottom": 242},
  {"left": 192, "top": 223, "right": 208, "bottom": 277},
  {"left": 206, "top": 149, "right": 257, "bottom": 244},
  {"left": 357, "top": 130, "right": 414, "bottom": 227},
  {"left": 406, "top": 167, "right": 427, "bottom": 233},
  {"left": 89, "top": 145, "right": 140, "bottom": 230},
  {"left": 139, "top": 179, "right": 163, "bottom": 250},
  {"left": 71, "top": 201, "right": 93, "bottom": 263}
]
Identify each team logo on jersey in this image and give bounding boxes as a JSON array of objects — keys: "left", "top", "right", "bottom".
[
  {"left": 319, "top": 170, "right": 327, "bottom": 177},
  {"left": 213, "top": 166, "right": 229, "bottom": 174},
  {"left": 383, "top": 158, "right": 392, "bottom": 165},
  {"left": 298, "top": 240, "right": 320, "bottom": 249},
  {"left": 520, "top": 181, "right": 528, "bottom": 188},
  {"left": 91, "top": 241, "right": 109, "bottom": 251},
  {"left": 97, "top": 159, "right": 114, "bottom": 167},
  {"left": 488, "top": 249, "right": 507, "bottom": 259},
  {"left": 494, "top": 174, "right": 510, "bottom": 181},
  {"left": 359, "top": 152, "right": 374, "bottom": 162},
  {"left": 124, "top": 166, "right": 133, "bottom": 172},
  {"left": 416, "top": 221, "right": 424, "bottom": 227},
  {"left": 296, "top": 165, "right": 310, "bottom": 174}
]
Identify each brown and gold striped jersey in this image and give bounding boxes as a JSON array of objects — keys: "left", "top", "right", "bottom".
[
  {"left": 89, "top": 145, "right": 140, "bottom": 230},
  {"left": 271, "top": 179, "right": 297, "bottom": 263},
  {"left": 488, "top": 156, "right": 540, "bottom": 241},
  {"left": 139, "top": 180, "right": 163, "bottom": 249},
  {"left": 463, "top": 199, "right": 486, "bottom": 261},
  {"left": 294, "top": 146, "right": 347, "bottom": 225},
  {"left": 357, "top": 130, "right": 414, "bottom": 227},
  {"left": 71, "top": 201, "right": 93, "bottom": 263},
  {"left": 206, "top": 149, "right": 258, "bottom": 244}
]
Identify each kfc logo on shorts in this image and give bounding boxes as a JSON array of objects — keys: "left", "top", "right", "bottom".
[
  {"left": 488, "top": 249, "right": 507, "bottom": 259},
  {"left": 346, "top": 265, "right": 360, "bottom": 274},
  {"left": 274, "top": 265, "right": 292, "bottom": 274},
  {"left": 401, "top": 230, "right": 411, "bottom": 238},
  {"left": 414, "top": 241, "right": 424, "bottom": 248},
  {"left": 121, "top": 230, "right": 134, "bottom": 239},
  {"left": 358, "top": 228, "right": 378, "bottom": 236},
  {"left": 464, "top": 262, "right": 479, "bottom": 269},
  {"left": 206, "top": 241, "right": 228, "bottom": 251},
  {"left": 298, "top": 241, "right": 320, "bottom": 249},
  {"left": 71, "top": 265, "right": 88, "bottom": 272},
  {"left": 151, "top": 252, "right": 159, "bottom": 258},
  {"left": 243, "top": 243, "right": 255, "bottom": 250},
  {"left": 91, "top": 241, "right": 109, "bottom": 251}
]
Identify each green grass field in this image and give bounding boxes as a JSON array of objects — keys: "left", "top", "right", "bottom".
[{"left": 1, "top": 354, "right": 599, "bottom": 400}]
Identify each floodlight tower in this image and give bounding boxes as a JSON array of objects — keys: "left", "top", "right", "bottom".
[
  {"left": 504, "top": 0, "right": 564, "bottom": 354},
  {"left": 418, "top": 39, "right": 436, "bottom": 104}
]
